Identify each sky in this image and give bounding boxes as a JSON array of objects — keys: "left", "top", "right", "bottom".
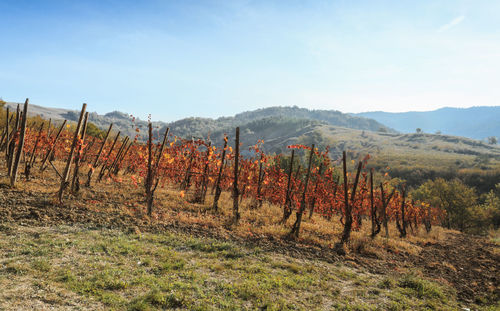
[{"left": 1, "top": 0, "right": 499, "bottom": 121}]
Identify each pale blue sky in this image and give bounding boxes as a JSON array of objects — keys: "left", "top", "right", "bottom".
[{"left": 1, "top": 0, "right": 499, "bottom": 121}]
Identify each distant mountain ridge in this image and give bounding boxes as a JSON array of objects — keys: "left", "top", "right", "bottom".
[
  {"left": 4, "top": 102, "right": 393, "bottom": 140},
  {"left": 355, "top": 106, "right": 500, "bottom": 140},
  {"left": 3, "top": 102, "right": 499, "bottom": 161}
]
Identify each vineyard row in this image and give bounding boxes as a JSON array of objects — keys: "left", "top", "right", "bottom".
[{"left": 1, "top": 101, "right": 444, "bottom": 254}]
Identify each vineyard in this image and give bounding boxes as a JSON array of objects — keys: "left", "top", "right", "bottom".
[
  {"left": 1, "top": 101, "right": 447, "bottom": 248},
  {"left": 0, "top": 100, "right": 499, "bottom": 309}
]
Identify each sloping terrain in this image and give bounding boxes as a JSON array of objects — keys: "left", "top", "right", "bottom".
[
  {"left": 0, "top": 167, "right": 498, "bottom": 310},
  {"left": 206, "top": 119, "right": 500, "bottom": 158}
]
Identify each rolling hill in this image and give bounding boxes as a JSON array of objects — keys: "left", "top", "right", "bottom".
[
  {"left": 4, "top": 102, "right": 500, "bottom": 160},
  {"left": 355, "top": 106, "right": 500, "bottom": 140},
  {"left": 4, "top": 102, "right": 393, "bottom": 141}
]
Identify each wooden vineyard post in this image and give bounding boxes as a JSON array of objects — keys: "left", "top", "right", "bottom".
[
  {"left": 10, "top": 99, "right": 29, "bottom": 186},
  {"left": 325, "top": 173, "right": 340, "bottom": 220},
  {"left": 4, "top": 107, "right": 9, "bottom": 158},
  {"left": 280, "top": 149, "right": 295, "bottom": 224},
  {"left": 153, "top": 128, "right": 169, "bottom": 173},
  {"left": 212, "top": 135, "right": 228, "bottom": 212},
  {"left": 25, "top": 122, "right": 44, "bottom": 180},
  {"left": 255, "top": 153, "right": 265, "bottom": 208},
  {"left": 380, "top": 183, "right": 396, "bottom": 238},
  {"left": 181, "top": 139, "right": 195, "bottom": 190},
  {"left": 71, "top": 112, "right": 89, "bottom": 193},
  {"left": 0, "top": 112, "right": 14, "bottom": 154},
  {"left": 57, "top": 103, "right": 86, "bottom": 203},
  {"left": 7, "top": 104, "right": 20, "bottom": 176},
  {"left": 402, "top": 186, "right": 407, "bottom": 237},
  {"left": 396, "top": 185, "right": 407, "bottom": 238},
  {"left": 308, "top": 162, "right": 324, "bottom": 218},
  {"left": 370, "top": 169, "right": 381, "bottom": 238},
  {"left": 146, "top": 123, "right": 154, "bottom": 216},
  {"left": 195, "top": 140, "right": 210, "bottom": 204},
  {"left": 105, "top": 136, "right": 129, "bottom": 178},
  {"left": 335, "top": 152, "right": 363, "bottom": 254},
  {"left": 46, "top": 118, "right": 52, "bottom": 138},
  {"left": 106, "top": 137, "right": 127, "bottom": 177},
  {"left": 289, "top": 144, "right": 314, "bottom": 238},
  {"left": 97, "top": 131, "right": 120, "bottom": 182},
  {"left": 238, "top": 166, "right": 246, "bottom": 203},
  {"left": 40, "top": 120, "right": 67, "bottom": 172},
  {"left": 232, "top": 127, "right": 240, "bottom": 224},
  {"left": 114, "top": 141, "right": 133, "bottom": 175},
  {"left": 86, "top": 123, "right": 113, "bottom": 186},
  {"left": 425, "top": 202, "right": 432, "bottom": 233},
  {"left": 81, "top": 136, "right": 96, "bottom": 163},
  {"left": 145, "top": 125, "right": 169, "bottom": 217}
]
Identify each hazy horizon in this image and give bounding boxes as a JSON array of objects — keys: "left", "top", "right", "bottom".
[
  {"left": 3, "top": 100, "right": 498, "bottom": 125},
  {"left": 1, "top": 0, "right": 499, "bottom": 122}
]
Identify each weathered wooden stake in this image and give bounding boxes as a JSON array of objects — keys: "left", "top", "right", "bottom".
[
  {"left": 57, "top": 103, "right": 86, "bottom": 203},
  {"left": 327, "top": 174, "right": 339, "bottom": 220},
  {"left": 146, "top": 123, "right": 154, "bottom": 216},
  {"left": 40, "top": 120, "right": 67, "bottom": 171},
  {"left": 255, "top": 153, "right": 265, "bottom": 208},
  {"left": 280, "top": 149, "right": 295, "bottom": 224},
  {"left": 85, "top": 123, "right": 113, "bottom": 186},
  {"left": 46, "top": 118, "right": 52, "bottom": 138},
  {"left": 370, "top": 169, "right": 381, "bottom": 238},
  {"left": 114, "top": 141, "right": 133, "bottom": 175},
  {"left": 181, "top": 139, "right": 195, "bottom": 190},
  {"left": 3, "top": 107, "right": 9, "bottom": 157},
  {"left": 289, "top": 144, "right": 315, "bottom": 238},
  {"left": 145, "top": 125, "right": 169, "bottom": 217},
  {"left": 425, "top": 202, "right": 432, "bottom": 233},
  {"left": 232, "top": 127, "right": 240, "bottom": 224},
  {"left": 212, "top": 135, "right": 228, "bottom": 212},
  {"left": 7, "top": 104, "right": 20, "bottom": 176},
  {"left": 395, "top": 185, "right": 407, "bottom": 238},
  {"left": 25, "top": 122, "right": 44, "bottom": 180},
  {"left": 196, "top": 141, "right": 210, "bottom": 204},
  {"left": 380, "top": 183, "right": 396, "bottom": 238},
  {"left": 81, "top": 136, "right": 96, "bottom": 163},
  {"left": 0, "top": 112, "right": 14, "bottom": 153},
  {"left": 97, "top": 131, "right": 120, "bottom": 182},
  {"left": 308, "top": 162, "right": 324, "bottom": 218},
  {"left": 71, "top": 112, "right": 89, "bottom": 192},
  {"left": 105, "top": 136, "right": 129, "bottom": 178},
  {"left": 10, "top": 99, "right": 29, "bottom": 186},
  {"left": 335, "top": 151, "right": 363, "bottom": 254}
]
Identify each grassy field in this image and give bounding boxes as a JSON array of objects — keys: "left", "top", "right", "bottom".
[{"left": 0, "top": 223, "right": 484, "bottom": 311}]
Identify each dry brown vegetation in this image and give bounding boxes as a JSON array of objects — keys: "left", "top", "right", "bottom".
[{"left": 0, "top": 157, "right": 499, "bottom": 310}]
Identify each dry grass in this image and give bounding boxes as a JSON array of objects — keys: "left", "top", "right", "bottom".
[
  {"left": 9, "top": 158, "right": 450, "bottom": 260},
  {"left": 0, "top": 224, "right": 468, "bottom": 311}
]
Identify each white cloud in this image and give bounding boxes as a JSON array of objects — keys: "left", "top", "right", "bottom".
[{"left": 437, "top": 15, "right": 465, "bottom": 33}]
